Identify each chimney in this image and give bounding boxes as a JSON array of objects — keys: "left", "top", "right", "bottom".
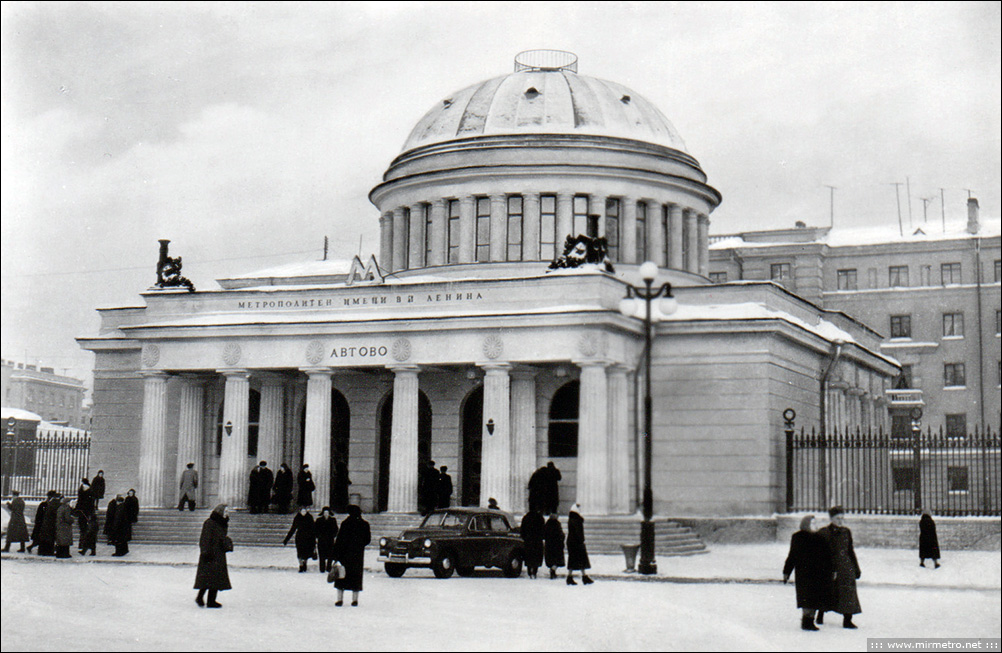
[{"left": 967, "top": 197, "right": 980, "bottom": 234}]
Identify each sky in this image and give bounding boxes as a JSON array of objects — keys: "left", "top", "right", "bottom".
[{"left": 2, "top": 1, "right": 1000, "bottom": 389}]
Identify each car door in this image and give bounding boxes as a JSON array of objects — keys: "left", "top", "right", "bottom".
[
  {"left": 486, "top": 514, "right": 514, "bottom": 566},
  {"left": 466, "top": 513, "right": 493, "bottom": 566}
]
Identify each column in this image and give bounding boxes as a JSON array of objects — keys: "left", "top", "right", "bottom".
[
  {"left": 647, "top": 200, "right": 665, "bottom": 267},
  {"left": 217, "top": 370, "right": 250, "bottom": 508},
  {"left": 668, "top": 204, "right": 684, "bottom": 270},
  {"left": 379, "top": 212, "right": 393, "bottom": 273},
  {"left": 608, "top": 365, "right": 632, "bottom": 514},
  {"left": 698, "top": 214, "right": 710, "bottom": 276},
  {"left": 523, "top": 192, "right": 541, "bottom": 261},
  {"left": 258, "top": 375, "right": 286, "bottom": 472},
  {"left": 556, "top": 192, "right": 573, "bottom": 249},
  {"left": 684, "top": 209, "right": 699, "bottom": 274},
  {"left": 489, "top": 194, "right": 507, "bottom": 262},
  {"left": 459, "top": 196, "right": 476, "bottom": 263},
  {"left": 430, "top": 198, "right": 448, "bottom": 266},
  {"left": 480, "top": 364, "right": 512, "bottom": 510},
  {"left": 176, "top": 377, "right": 205, "bottom": 507},
  {"left": 576, "top": 361, "right": 610, "bottom": 514},
  {"left": 408, "top": 204, "right": 425, "bottom": 269},
  {"left": 302, "top": 368, "right": 333, "bottom": 510},
  {"left": 392, "top": 207, "right": 408, "bottom": 272},
  {"left": 510, "top": 369, "right": 538, "bottom": 513},
  {"left": 138, "top": 371, "right": 169, "bottom": 508},
  {"left": 621, "top": 198, "right": 637, "bottom": 264},
  {"left": 388, "top": 365, "right": 420, "bottom": 512}
]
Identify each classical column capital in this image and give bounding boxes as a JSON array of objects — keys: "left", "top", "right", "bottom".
[
  {"left": 216, "top": 368, "right": 251, "bottom": 379},
  {"left": 138, "top": 369, "right": 170, "bottom": 379},
  {"left": 386, "top": 364, "right": 421, "bottom": 375},
  {"left": 299, "top": 366, "right": 334, "bottom": 377},
  {"left": 478, "top": 362, "right": 512, "bottom": 374}
]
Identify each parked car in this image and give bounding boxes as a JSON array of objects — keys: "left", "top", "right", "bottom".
[{"left": 378, "top": 507, "right": 524, "bottom": 578}]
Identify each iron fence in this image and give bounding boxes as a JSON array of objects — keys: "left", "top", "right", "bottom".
[
  {"left": 785, "top": 414, "right": 1001, "bottom": 516},
  {"left": 1, "top": 427, "right": 90, "bottom": 501}
]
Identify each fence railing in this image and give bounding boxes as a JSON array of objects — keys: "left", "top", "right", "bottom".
[
  {"left": 1, "top": 427, "right": 90, "bottom": 501},
  {"left": 785, "top": 417, "right": 1001, "bottom": 516}
]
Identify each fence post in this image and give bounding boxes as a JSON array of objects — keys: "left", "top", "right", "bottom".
[
  {"left": 784, "top": 408, "right": 796, "bottom": 512},
  {"left": 911, "top": 408, "right": 923, "bottom": 514}
]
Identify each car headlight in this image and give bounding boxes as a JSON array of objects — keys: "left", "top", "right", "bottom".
[
  {"left": 423, "top": 538, "right": 432, "bottom": 549},
  {"left": 380, "top": 537, "right": 387, "bottom": 547}
]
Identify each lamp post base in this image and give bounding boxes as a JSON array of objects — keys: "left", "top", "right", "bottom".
[{"left": 638, "top": 519, "right": 657, "bottom": 575}]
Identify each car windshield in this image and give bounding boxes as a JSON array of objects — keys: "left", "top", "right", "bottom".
[{"left": 420, "top": 512, "right": 467, "bottom": 529}]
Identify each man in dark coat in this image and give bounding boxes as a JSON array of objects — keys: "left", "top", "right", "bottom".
[
  {"left": 110, "top": 495, "right": 132, "bottom": 556},
  {"left": 296, "top": 464, "right": 315, "bottom": 508},
  {"left": 124, "top": 489, "right": 140, "bottom": 527},
  {"left": 55, "top": 496, "right": 75, "bottom": 558},
  {"left": 418, "top": 460, "right": 437, "bottom": 516},
  {"left": 4, "top": 491, "right": 30, "bottom": 552},
  {"left": 565, "top": 504, "right": 592, "bottom": 585},
  {"left": 543, "top": 512, "right": 565, "bottom": 580},
  {"left": 178, "top": 462, "right": 199, "bottom": 512},
  {"left": 529, "top": 462, "right": 562, "bottom": 514},
  {"left": 75, "top": 479, "right": 95, "bottom": 540},
  {"left": 90, "top": 470, "right": 106, "bottom": 501},
  {"left": 332, "top": 505, "right": 370, "bottom": 606},
  {"left": 272, "top": 463, "right": 294, "bottom": 513},
  {"left": 332, "top": 459, "right": 351, "bottom": 513},
  {"left": 783, "top": 514, "right": 832, "bottom": 630},
  {"left": 28, "top": 493, "right": 50, "bottom": 553},
  {"left": 519, "top": 508, "right": 545, "bottom": 579},
  {"left": 436, "top": 465, "right": 453, "bottom": 510},
  {"left": 284, "top": 508, "right": 317, "bottom": 572},
  {"left": 817, "top": 506, "right": 861, "bottom": 629},
  {"left": 919, "top": 513, "right": 941, "bottom": 568},
  {"left": 248, "top": 461, "right": 274, "bottom": 514},
  {"left": 315, "top": 506, "right": 339, "bottom": 573},
  {"left": 103, "top": 496, "right": 118, "bottom": 545},
  {"left": 76, "top": 507, "right": 99, "bottom": 556},
  {"left": 194, "top": 504, "right": 232, "bottom": 608},
  {"left": 39, "top": 492, "right": 61, "bottom": 556}
]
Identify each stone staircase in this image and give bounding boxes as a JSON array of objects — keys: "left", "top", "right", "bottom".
[{"left": 125, "top": 509, "right": 706, "bottom": 556}]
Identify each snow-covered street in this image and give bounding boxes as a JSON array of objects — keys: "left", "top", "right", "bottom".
[{"left": 2, "top": 550, "right": 999, "bottom": 652}]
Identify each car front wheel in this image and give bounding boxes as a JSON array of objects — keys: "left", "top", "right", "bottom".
[
  {"left": 384, "top": 562, "right": 407, "bottom": 578},
  {"left": 432, "top": 552, "right": 455, "bottom": 579},
  {"left": 502, "top": 551, "right": 523, "bottom": 578}
]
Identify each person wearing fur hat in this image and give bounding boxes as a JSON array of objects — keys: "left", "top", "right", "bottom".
[
  {"left": 783, "top": 514, "right": 833, "bottom": 630},
  {"left": 54, "top": 496, "right": 75, "bottom": 558},
  {"left": 817, "top": 506, "right": 861, "bottom": 629},
  {"left": 195, "top": 504, "right": 232, "bottom": 608},
  {"left": 332, "top": 505, "right": 370, "bottom": 607},
  {"left": 284, "top": 507, "right": 317, "bottom": 572},
  {"left": 315, "top": 507, "right": 339, "bottom": 574},
  {"left": 565, "top": 504, "right": 593, "bottom": 585}
]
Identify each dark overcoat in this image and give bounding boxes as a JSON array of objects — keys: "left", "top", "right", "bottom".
[
  {"left": 919, "top": 516, "right": 941, "bottom": 560},
  {"left": 519, "top": 511, "right": 545, "bottom": 569},
  {"left": 123, "top": 495, "right": 140, "bottom": 525},
  {"left": 543, "top": 515, "right": 565, "bottom": 568},
  {"left": 111, "top": 500, "right": 133, "bottom": 544},
  {"left": 31, "top": 501, "right": 47, "bottom": 542},
  {"left": 40, "top": 497, "right": 61, "bottom": 547},
  {"left": 284, "top": 512, "right": 317, "bottom": 559},
  {"left": 90, "top": 475, "right": 106, "bottom": 500},
  {"left": 55, "top": 499, "right": 75, "bottom": 547},
  {"left": 819, "top": 523, "right": 861, "bottom": 615},
  {"left": 333, "top": 514, "right": 370, "bottom": 592},
  {"left": 76, "top": 486, "right": 95, "bottom": 516},
  {"left": 6, "top": 497, "right": 30, "bottom": 542},
  {"left": 566, "top": 511, "right": 590, "bottom": 571},
  {"left": 783, "top": 530, "right": 833, "bottom": 609},
  {"left": 296, "top": 470, "right": 315, "bottom": 507},
  {"left": 272, "top": 467, "right": 293, "bottom": 508},
  {"left": 77, "top": 511, "right": 99, "bottom": 551},
  {"left": 194, "top": 512, "right": 232, "bottom": 591},
  {"left": 436, "top": 472, "right": 453, "bottom": 509},
  {"left": 103, "top": 500, "right": 117, "bottom": 539},
  {"left": 315, "top": 515, "right": 338, "bottom": 561}
]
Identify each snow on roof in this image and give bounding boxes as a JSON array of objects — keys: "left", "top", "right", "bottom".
[
  {"left": 223, "top": 259, "right": 355, "bottom": 281},
  {"left": 663, "top": 302, "right": 858, "bottom": 345},
  {"left": 37, "top": 420, "right": 88, "bottom": 435},
  {"left": 1, "top": 407, "right": 42, "bottom": 421}
]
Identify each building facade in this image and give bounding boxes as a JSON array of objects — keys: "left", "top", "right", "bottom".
[{"left": 2, "top": 359, "right": 88, "bottom": 428}]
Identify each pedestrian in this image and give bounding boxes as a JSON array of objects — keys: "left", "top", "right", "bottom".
[
  {"left": 519, "top": 508, "right": 545, "bottom": 579},
  {"left": 55, "top": 496, "right": 75, "bottom": 558},
  {"left": 297, "top": 464, "right": 315, "bottom": 508},
  {"left": 75, "top": 478, "right": 95, "bottom": 539},
  {"left": 39, "top": 491, "right": 61, "bottom": 556},
  {"left": 919, "top": 513, "right": 941, "bottom": 569},
  {"left": 27, "top": 492, "right": 50, "bottom": 553},
  {"left": 283, "top": 507, "right": 317, "bottom": 572},
  {"left": 272, "top": 463, "right": 293, "bottom": 513},
  {"left": 487, "top": 497, "right": 500, "bottom": 511},
  {"left": 817, "top": 506, "right": 861, "bottom": 629},
  {"left": 178, "top": 462, "right": 199, "bottom": 511},
  {"left": 565, "top": 503, "right": 593, "bottom": 585},
  {"left": 248, "top": 461, "right": 273, "bottom": 514},
  {"left": 110, "top": 495, "right": 132, "bottom": 556},
  {"left": 529, "top": 462, "right": 562, "bottom": 514},
  {"left": 3, "top": 490, "right": 30, "bottom": 553},
  {"left": 76, "top": 507, "right": 99, "bottom": 556},
  {"left": 436, "top": 465, "right": 453, "bottom": 509},
  {"left": 418, "top": 460, "right": 437, "bottom": 516},
  {"left": 316, "top": 506, "right": 339, "bottom": 574},
  {"left": 782, "top": 514, "right": 832, "bottom": 631},
  {"left": 194, "top": 504, "right": 232, "bottom": 609},
  {"left": 333, "top": 459, "right": 351, "bottom": 513},
  {"left": 90, "top": 470, "right": 106, "bottom": 502},
  {"left": 332, "top": 504, "right": 370, "bottom": 607},
  {"left": 543, "top": 512, "right": 565, "bottom": 580},
  {"left": 124, "top": 488, "right": 140, "bottom": 527},
  {"left": 103, "top": 496, "right": 118, "bottom": 546}
]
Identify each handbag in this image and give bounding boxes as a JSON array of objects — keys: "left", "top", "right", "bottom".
[
  {"left": 326, "top": 562, "right": 345, "bottom": 584},
  {"left": 223, "top": 536, "right": 234, "bottom": 553}
]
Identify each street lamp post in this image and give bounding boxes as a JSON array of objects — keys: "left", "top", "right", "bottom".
[{"left": 619, "top": 261, "right": 677, "bottom": 575}]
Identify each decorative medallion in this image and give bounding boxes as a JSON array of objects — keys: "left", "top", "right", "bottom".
[
  {"left": 578, "top": 333, "right": 599, "bottom": 357},
  {"left": 222, "top": 343, "right": 242, "bottom": 367},
  {"left": 305, "top": 340, "right": 325, "bottom": 365},
  {"left": 482, "top": 334, "right": 504, "bottom": 360},
  {"left": 141, "top": 343, "right": 160, "bottom": 368},
  {"left": 391, "top": 338, "right": 412, "bottom": 362}
]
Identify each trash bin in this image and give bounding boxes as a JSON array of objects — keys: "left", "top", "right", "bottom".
[{"left": 621, "top": 544, "right": 641, "bottom": 572}]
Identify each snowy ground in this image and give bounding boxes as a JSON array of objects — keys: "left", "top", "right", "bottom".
[{"left": 2, "top": 544, "right": 999, "bottom": 651}]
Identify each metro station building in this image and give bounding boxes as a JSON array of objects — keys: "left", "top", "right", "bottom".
[{"left": 78, "top": 51, "right": 898, "bottom": 517}]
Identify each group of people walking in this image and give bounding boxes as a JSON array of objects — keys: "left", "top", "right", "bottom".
[{"left": 519, "top": 503, "right": 592, "bottom": 585}]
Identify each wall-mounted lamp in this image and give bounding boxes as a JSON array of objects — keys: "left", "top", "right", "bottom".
[
  {"left": 224, "top": 421, "right": 233, "bottom": 436},
  {"left": 485, "top": 418, "right": 495, "bottom": 435}
]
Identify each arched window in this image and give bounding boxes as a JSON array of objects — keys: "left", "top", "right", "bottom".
[{"left": 547, "top": 380, "right": 579, "bottom": 458}]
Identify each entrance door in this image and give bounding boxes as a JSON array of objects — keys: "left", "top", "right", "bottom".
[
  {"left": 461, "top": 385, "right": 483, "bottom": 506},
  {"left": 298, "top": 388, "right": 350, "bottom": 509},
  {"left": 376, "top": 390, "right": 432, "bottom": 512}
]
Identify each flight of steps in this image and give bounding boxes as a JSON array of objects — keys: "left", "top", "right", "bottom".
[{"left": 127, "top": 509, "right": 706, "bottom": 556}]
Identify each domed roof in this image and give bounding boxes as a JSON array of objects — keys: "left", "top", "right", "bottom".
[{"left": 402, "top": 59, "right": 689, "bottom": 154}]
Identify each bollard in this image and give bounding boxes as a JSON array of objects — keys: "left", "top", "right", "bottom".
[{"left": 621, "top": 543, "right": 641, "bottom": 572}]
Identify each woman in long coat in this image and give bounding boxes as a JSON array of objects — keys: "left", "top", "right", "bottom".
[
  {"left": 284, "top": 508, "right": 317, "bottom": 572},
  {"left": 40, "top": 493, "right": 61, "bottom": 556},
  {"left": 520, "top": 509, "right": 545, "bottom": 579},
  {"left": 543, "top": 513, "right": 565, "bottom": 580},
  {"left": 55, "top": 496, "right": 75, "bottom": 558},
  {"left": 296, "top": 465, "right": 315, "bottom": 508},
  {"left": 332, "top": 505, "right": 370, "bottom": 606},
  {"left": 783, "top": 514, "right": 832, "bottom": 630},
  {"left": 818, "top": 507, "right": 861, "bottom": 629},
  {"left": 919, "top": 513, "right": 941, "bottom": 568},
  {"left": 28, "top": 495, "right": 48, "bottom": 553},
  {"left": 3, "top": 491, "right": 30, "bottom": 552},
  {"left": 103, "top": 496, "right": 118, "bottom": 544},
  {"left": 565, "top": 504, "right": 593, "bottom": 585},
  {"left": 315, "top": 507, "right": 339, "bottom": 574},
  {"left": 194, "top": 504, "right": 232, "bottom": 608},
  {"left": 110, "top": 495, "right": 133, "bottom": 556},
  {"left": 272, "top": 463, "right": 293, "bottom": 513},
  {"left": 124, "top": 489, "right": 140, "bottom": 526}
]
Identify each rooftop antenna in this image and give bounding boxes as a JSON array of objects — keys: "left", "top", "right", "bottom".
[
  {"left": 920, "top": 196, "right": 935, "bottom": 224},
  {"left": 938, "top": 188, "right": 946, "bottom": 233},
  {"left": 889, "top": 182, "right": 904, "bottom": 237},
  {"left": 323, "top": 236, "right": 329, "bottom": 261},
  {"left": 824, "top": 185, "right": 837, "bottom": 228},
  {"left": 358, "top": 234, "right": 363, "bottom": 257},
  {"left": 906, "top": 177, "right": 913, "bottom": 228}
]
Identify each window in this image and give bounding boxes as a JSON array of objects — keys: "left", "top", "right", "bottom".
[
  {"left": 837, "top": 269, "right": 857, "bottom": 290},
  {"left": 944, "top": 363, "right": 966, "bottom": 387},
  {"left": 572, "top": 195, "right": 589, "bottom": 236},
  {"left": 547, "top": 380, "right": 580, "bottom": 458},
  {"left": 709, "top": 271, "right": 728, "bottom": 283},
  {"left": 421, "top": 204, "right": 432, "bottom": 266},
  {"left": 506, "top": 195, "right": 523, "bottom": 261},
  {"left": 997, "top": 310, "right": 1001, "bottom": 335},
  {"left": 475, "top": 197, "right": 491, "bottom": 262},
  {"left": 945, "top": 414, "right": 967, "bottom": 439},
  {"left": 894, "top": 364, "right": 914, "bottom": 389},
  {"left": 248, "top": 389, "right": 261, "bottom": 458},
  {"left": 891, "top": 415, "right": 911, "bottom": 439},
  {"left": 447, "top": 200, "right": 461, "bottom": 264},
  {"left": 947, "top": 467, "right": 969, "bottom": 493},
  {"left": 770, "top": 263, "right": 792, "bottom": 281},
  {"left": 605, "top": 198, "right": 620, "bottom": 261},
  {"left": 889, "top": 266, "right": 909, "bottom": 287},
  {"left": 892, "top": 466, "right": 916, "bottom": 491},
  {"left": 995, "top": 259, "right": 1001, "bottom": 283},
  {"left": 635, "top": 201, "right": 647, "bottom": 262},
  {"left": 941, "top": 262, "right": 962, "bottom": 285},
  {"left": 942, "top": 312, "right": 964, "bottom": 338},
  {"left": 540, "top": 195, "right": 557, "bottom": 261},
  {"left": 890, "top": 315, "right": 911, "bottom": 339}
]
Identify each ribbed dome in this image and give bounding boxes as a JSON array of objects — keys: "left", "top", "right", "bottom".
[{"left": 402, "top": 70, "right": 689, "bottom": 154}]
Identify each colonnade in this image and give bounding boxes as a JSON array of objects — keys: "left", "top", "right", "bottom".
[{"left": 825, "top": 381, "right": 890, "bottom": 434}]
